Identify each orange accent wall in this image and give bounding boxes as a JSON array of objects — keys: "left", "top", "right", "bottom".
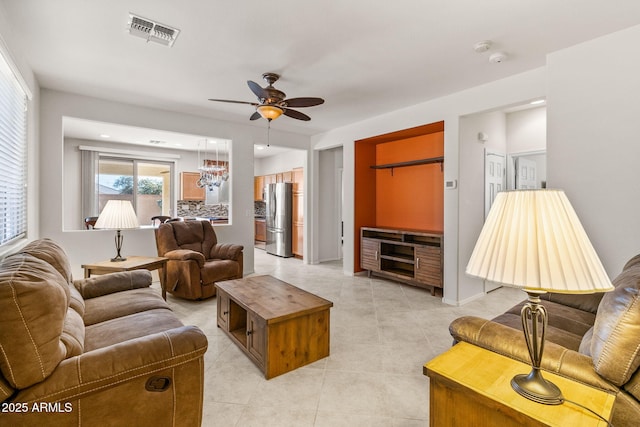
[
  {"left": 353, "top": 122, "right": 444, "bottom": 273},
  {"left": 354, "top": 140, "right": 377, "bottom": 273},
  {"left": 375, "top": 132, "right": 444, "bottom": 231}
]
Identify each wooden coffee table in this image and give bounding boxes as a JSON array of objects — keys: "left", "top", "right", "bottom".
[
  {"left": 215, "top": 275, "right": 333, "bottom": 379},
  {"left": 81, "top": 256, "right": 168, "bottom": 300}
]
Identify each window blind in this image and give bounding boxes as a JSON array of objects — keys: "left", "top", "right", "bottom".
[{"left": 0, "top": 53, "right": 27, "bottom": 246}]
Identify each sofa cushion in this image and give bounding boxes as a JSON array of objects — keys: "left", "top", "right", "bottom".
[
  {"left": 19, "top": 238, "right": 74, "bottom": 285},
  {"left": 83, "top": 287, "right": 170, "bottom": 326},
  {"left": 591, "top": 265, "right": 640, "bottom": 386},
  {"left": 61, "top": 307, "right": 85, "bottom": 357},
  {"left": 84, "top": 308, "right": 185, "bottom": 352},
  {"left": 201, "top": 259, "right": 240, "bottom": 284},
  {"left": 493, "top": 299, "right": 596, "bottom": 352},
  {"left": 19, "top": 238, "right": 86, "bottom": 316},
  {"left": 0, "top": 254, "right": 69, "bottom": 388}
]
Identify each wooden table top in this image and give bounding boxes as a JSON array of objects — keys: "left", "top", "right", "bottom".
[
  {"left": 82, "top": 255, "right": 167, "bottom": 271},
  {"left": 215, "top": 275, "right": 333, "bottom": 324},
  {"left": 424, "top": 342, "right": 615, "bottom": 426}
]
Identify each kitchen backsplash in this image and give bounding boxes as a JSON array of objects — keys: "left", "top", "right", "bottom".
[
  {"left": 177, "top": 201, "right": 229, "bottom": 218},
  {"left": 255, "top": 201, "right": 266, "bottom": 217}
]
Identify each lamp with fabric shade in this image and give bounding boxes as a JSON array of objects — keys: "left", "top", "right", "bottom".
[
  {"left": 94, "top": 200, "right": 140, "bottom": 262},
  {"left": 466, "top": 189, "right": 613, "bottom": 405}
]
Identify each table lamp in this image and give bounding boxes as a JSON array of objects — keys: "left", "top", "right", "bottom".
[
  {"left": 466, "top": 189, "right": 613, "bottom": 405},
  {"left": 94, "top": 200, "right": 140, "bottom": 262}
]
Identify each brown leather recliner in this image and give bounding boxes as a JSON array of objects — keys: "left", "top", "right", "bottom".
[
  {"left": 155, "top": 220, "right": 243, "bottom": 300},
  {"left": 0, "top": 239, "right": 207, "bottom": 426}
]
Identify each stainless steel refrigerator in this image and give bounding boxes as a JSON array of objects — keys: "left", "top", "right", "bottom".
[{"left": 265, "top": 182, "right": 293, "bottom": 257}]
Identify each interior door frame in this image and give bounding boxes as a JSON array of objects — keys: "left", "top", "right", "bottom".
[
  {"left": 483, "top": 149, "right": 505, "bottom": 293},
  {"left": 506, "top": 149, "right": 546, "bottom": 190}
]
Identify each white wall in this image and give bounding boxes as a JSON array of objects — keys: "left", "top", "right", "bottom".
[
  {"left": 547, "top": 24, "right": 640, "bottom": 276},
  {"left": 458, "top": 111, "right": 507, "bottom": 303},
  {"left": 40, "top": 89, "right": 311, "bottom": 278},
  {"left": 317, "top": 146, "right": 344, "bottom": 262},
  {"left": 254, "top": 149, "right": 305, "bottom": 176},
  {"left": 311, "top": 68, "right": 546, "bottom": 304},
  {"left": 506, "top": 107, "right": 547, "bottom": 154}
]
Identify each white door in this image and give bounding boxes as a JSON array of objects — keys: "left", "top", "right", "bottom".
[
  {"left": 484, "top": 151, "right": 505, "bottom": 218},
  {"left": 515, "top": 157, "right": 538, "bottom": 189},
  {"left": 484, "top": 150, "right": 505, "bottom": 292}
]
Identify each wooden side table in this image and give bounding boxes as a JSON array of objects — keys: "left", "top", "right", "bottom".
[
  {"left": 81, "top": 256, "right": 168, "bottom": 300},
  {"left": 423, "top": 342, "right": 614, "bottom": 427}
]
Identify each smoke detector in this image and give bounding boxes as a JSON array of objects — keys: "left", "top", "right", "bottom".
[
  {"left": 127, "top": 13, "right": 180, "bottom": 47},
  {"left": 474, "top": 40, "right": 492, "bottom": 53},
  {"left": 489, "top": 52, "right": 508, "bottom": 64}
]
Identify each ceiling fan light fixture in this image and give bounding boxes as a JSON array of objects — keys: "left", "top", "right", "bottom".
[{"left": 257, "top": 105, "right": 283, "bottom": 121}]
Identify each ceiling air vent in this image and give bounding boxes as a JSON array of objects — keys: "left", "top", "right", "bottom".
[{"left": 127, "top": 13, "right": 180, "bottom": 47}]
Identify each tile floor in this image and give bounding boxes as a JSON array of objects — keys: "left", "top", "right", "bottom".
[{"left": 165, "top": 249, "right": 524, "bottom": 426}]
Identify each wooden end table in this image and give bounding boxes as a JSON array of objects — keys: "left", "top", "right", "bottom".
[
  {"left": 423, "top": 342, "right": 614, "bottom": 426},
  {"left": 215, "top": 275, "right": 333, "bottom": 379},
  {"left": 81, "top": 256, "right": 169, "bottom": 300}
]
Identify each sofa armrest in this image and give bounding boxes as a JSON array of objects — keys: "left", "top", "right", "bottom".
[
  {"left": 210, "top": 243, "right": 243, "bottom": 261},
  {"left": 12, "top": 325, "right": 207, "bottom": 404},
  {"left": 165, "top": 249, "right": 205, "bottom": 267},
  {"left": 449, "top": 316, "right": 619, "bottom": 394},
  {"left": 73, "top": 270, "right": 152, "bottom": 299}
]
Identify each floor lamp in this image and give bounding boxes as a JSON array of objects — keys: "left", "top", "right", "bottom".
[
  {"left": 94, "top": 200, "right": 140, "bottom": 262},
  {"left": 466, "top": 189, "right": 613, "bottom": 404}
]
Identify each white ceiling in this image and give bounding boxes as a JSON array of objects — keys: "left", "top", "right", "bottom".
[{"left": 3, "top": 1, "right": 640, "bottom": 143}]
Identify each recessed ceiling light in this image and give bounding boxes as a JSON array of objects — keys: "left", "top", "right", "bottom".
[
  {"left": 100, "top": 134, "right": 110, "bottom": 138},
  {"left": 530, "top": 99, "right": 545, "bottom": 105}
]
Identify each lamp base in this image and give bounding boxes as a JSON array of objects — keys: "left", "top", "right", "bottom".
[
  {"left": 110, "top": 256, "right": 127, "bottom": 262},
  {"left": 511, "top": 368, "right": 563, "bottom": 405}
]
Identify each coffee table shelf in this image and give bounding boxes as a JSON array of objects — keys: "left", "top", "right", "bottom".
[{"left": 216, "top": 275, "right": 333, "bottom": 379}]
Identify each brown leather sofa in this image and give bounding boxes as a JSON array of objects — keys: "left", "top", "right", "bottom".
[
  {"left": 450, "top": 254, "right": 640, "bottom": 426},
  {"left": 0, "top": 239, "right": 207, "bottom": 427},
  {"left": 155, "top": 220, "right": 243, "bottom": 300}
]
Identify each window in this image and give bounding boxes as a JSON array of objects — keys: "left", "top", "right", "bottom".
[
  {"left": 0, "top": 52, "right": 28, "bottom": 247},
  {"left": 89, "top": 156, "right": 173, "bottom": 225}
]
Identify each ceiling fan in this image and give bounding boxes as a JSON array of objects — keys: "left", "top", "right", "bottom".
[{"left": 208, "top": 73, "right": 324, "bottom": 122}]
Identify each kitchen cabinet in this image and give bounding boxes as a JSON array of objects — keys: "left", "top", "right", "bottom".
[
  {"left": 254, "top": 176, "right": 265, "bottom": 201},
  {"left": 360, "top": 227, "right": 443, "bottom": 295},
  {"left": 180, "top": 172, "right": 205, "bottom": 201},
  {"left": 255, "top": 219, "right": 266, "bottom": 242}
]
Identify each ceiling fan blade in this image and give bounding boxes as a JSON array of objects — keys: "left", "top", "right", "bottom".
[
  {"left": 283, "top": 97, "right": 325, "bottom": 108},
  {"left": 283, "top": 108, "right": 311, "bottom": 121},
  {"left": 247, "top": 80, "right": 266, "bottom": 99},
  {"left": 249, "top": 111, "right": 261, "bottom": 121},
  {"left": 208, "top": 98, "right": 259, "bottom": 106}
]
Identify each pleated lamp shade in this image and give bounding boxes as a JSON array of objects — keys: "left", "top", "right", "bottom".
[
  {"left": 95, "top": 200, "right": 140, "bottom": 230},
  {"left": 466, "top": 189, "right": 613, "bottom": 294}
]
